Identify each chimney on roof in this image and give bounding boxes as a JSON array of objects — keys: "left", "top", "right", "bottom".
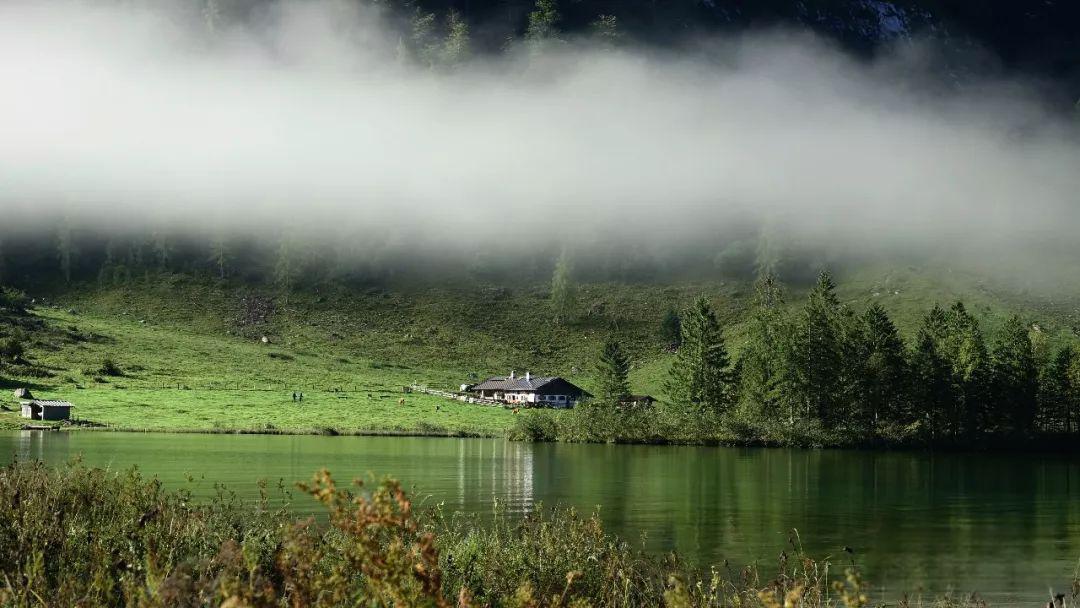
[
  {"left": 509, "top": 371, "right": 516, "bottom": 380},
  {"left": 525, "top": 371, "right": 531, "bottom": 381}
]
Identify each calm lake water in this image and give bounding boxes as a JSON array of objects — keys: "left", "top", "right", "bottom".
[{"left": 2, "top": 431, "right": 1078, "bottom": 603}]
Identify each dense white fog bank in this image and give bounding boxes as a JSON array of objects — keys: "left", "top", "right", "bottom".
[{"left": 1, "top": 0, "right": 1078, "bottom": 259}]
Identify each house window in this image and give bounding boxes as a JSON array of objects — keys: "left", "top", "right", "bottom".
[{"left": 557, "top": 395, "right": 565, "bottom": 401}]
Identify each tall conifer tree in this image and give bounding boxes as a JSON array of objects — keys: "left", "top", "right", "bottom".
[
  {"left": 856, "top": 304, "right": 909, "bottom": 432},
  {"left": 991, "top": 315, "right": 1039, "bottom": 436},
  {"left": 737, "top": 274, "right": 793, "bottom": 424},
  {"left": 795, "top": 271, "right": 845, "bottom": 423},
  {"left": 941, "top": 302, "right": 990, "bottom": 438},
  {"left": 665, "top": 296, "right": 734, "bottom": 415},
  {"left": 596, "top": 338, "right": 631, "bottom": 404},
  {"left": 909, "top": 323, "right": 954, "bottom": 442},
  {"left": 525, "top": 0, "right": 560, "bottom": 53},
  {"left": 1039, "top": 346, "right": 1077, "bottom": 434},
  {"left": 660, "top": 308, "right": 682, "bottom": 348},
  {"left": 440, "top": 11, "right": 471, "bottom": 68}
]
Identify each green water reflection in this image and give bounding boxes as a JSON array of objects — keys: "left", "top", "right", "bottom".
[{"left": 2, "top": 431, "right": 1077, "bottom": 603}]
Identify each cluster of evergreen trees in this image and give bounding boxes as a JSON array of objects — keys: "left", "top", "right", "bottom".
[
  {"left": 210, "top": 0, "right": 625, "bottom": 72},
  {"left": 595, "top": 272, "right": 1079, "bottom": 446},
  {"left": 203, "top": 0, "right": 1080, "bottom": 94}
]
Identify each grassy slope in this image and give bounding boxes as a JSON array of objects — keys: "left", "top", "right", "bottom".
[{"left": 2, "top": 264, "right": 1078, "bottom": 435}]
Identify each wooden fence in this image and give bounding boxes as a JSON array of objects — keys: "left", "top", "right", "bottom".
[
  {"left": 143, "top": 382, "right": 393, "bottom": 392},
  {"left": 408, "top": 385, "right": 504, "bottom": 406}
]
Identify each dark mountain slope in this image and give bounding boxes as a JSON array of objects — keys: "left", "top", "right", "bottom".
[{"left": 386, "top": 0, "right": 1079, "bottom": 95}]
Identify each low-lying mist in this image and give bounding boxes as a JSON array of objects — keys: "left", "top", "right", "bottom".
[{"left": 1, "top": 0, "right": 1078, "bottom": 286}]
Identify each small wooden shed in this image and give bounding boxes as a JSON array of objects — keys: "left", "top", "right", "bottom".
[{"left": 20, "top": 400, "right": 73, "bottom": 421}]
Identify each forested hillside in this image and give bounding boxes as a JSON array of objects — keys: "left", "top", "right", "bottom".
[
  {"left": 2, "top": 251, "right": 1080, "bottom": 447},
  {"left": 206, "top": 0, "right": 1080, "bottom": 92}
]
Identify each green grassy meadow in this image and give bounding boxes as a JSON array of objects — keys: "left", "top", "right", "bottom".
[
  {"left": 3, "top": 264, "right": 1080, "bottom": 436},
  {"left": 0, "top": 303, "right": 519, "bottom": 435}
]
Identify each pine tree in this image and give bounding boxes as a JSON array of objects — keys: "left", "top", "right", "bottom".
[
  {"left": 754, "top": 221, "right": 781, "bottom": 277},
  {"left": 589, "top": 14, "right": 621, "bottom": 46},
  {"left": 596, "top": 338, "right": 631, "bottom": 404},
  {"left": 909, "top": 321, "right": 955, "bottom": 442},
  {"left": 152, "top": 230, "right": 173, "bottom": 272},
  {"left": 1067, "top": 351, "right": 1080, "bottom": 436},
  {"left": 664, "top": 296, "right": 734, "bottom": 415},
  {"left": 736, "top": 274, "right": 793, "bottom": 424},
  {"left": 1039, "top": 346, "right": 1077, "bottom": 434},
  {"left": 941, "top": 302, "right": 990, "bottom": 438},
  {"left": 660, "top": 308, "right": 681, "bottom": 348},
  {"left": 394, "top": 36, "right": 411, "bottom": 65},
  {"left": 922, "top": 304, "right": 950, "bottom": 344},
  {"left": 525, "top": 0, "right": 560, "bottom": 53},
  {"left": 855, "top": 304, "right": 909, "bottom": 432},
  {"left": 991, "top": 315, "right": 1039, "bottom": 436},
  {"left": 440, "top": 10, "right": 471, "bottom": 68},
  {"left": 549, "top": 249, "right": 576, "bottom": 324},
  {"left": 835, "top": 304, "right": 865, "bottom": 424},
  {"left": 98, "top": 236, "right": 122, "bottom": 287},
  {"left": 794, "top": 271, "right": 846, "bottom": 424},
  {"left": 209, "top": 234, "right": 231, "bottom": 280},
  {"left": 410, "top": 10, "right": 439, "bottom": 67}
]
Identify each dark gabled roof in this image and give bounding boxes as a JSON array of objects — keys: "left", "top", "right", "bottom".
[
  {"left": 470, "top": 376, "right": 560, "bottom": 391},
  {"left": 470, "top": 376, "right": 587, "bottom": 395}
]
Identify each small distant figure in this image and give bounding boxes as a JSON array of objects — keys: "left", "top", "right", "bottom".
[
  {"left": 435, "top": 404, "right": 441, "bottom": 412},
  {"left": 292, "top": 392, "right": 297, "bottom": 402},
  {"left": 398, "top": 398, "right": 406, "bottom": 405},
  {"left": 513, "top": 407, "right": 520, "bottom": 415},
  {"left": 298, "top": 392, "right": 304, "bottom": 402}
]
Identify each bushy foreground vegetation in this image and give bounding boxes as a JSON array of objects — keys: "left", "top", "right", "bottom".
[{"left": 0, "top": 460, "right": 1038, "bottom": 607}]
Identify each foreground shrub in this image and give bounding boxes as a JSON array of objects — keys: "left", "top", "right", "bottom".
[
  {"left": 514, "top": 401, "right": 731, "bottom": 445},
  {"left": 99, "top": 356, "right": 123, "bottom": 376},
  {"left": 0, "top": 461, "right": 1063, "bottom": 607},
  {"left": 511, "top": 402, "right": 897, "bottom": 448},
  {"left": 0, "top": 336, "right": 24, "bottom": 363},
  {"left": 508, "top": 410, "right": 560, "bottom": 442},
  {"left": 0, "top": 287, "right": 29, "bottom": 312},
  {"left": 436, "top": 503, "right": 679, "bottom": 606}
]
